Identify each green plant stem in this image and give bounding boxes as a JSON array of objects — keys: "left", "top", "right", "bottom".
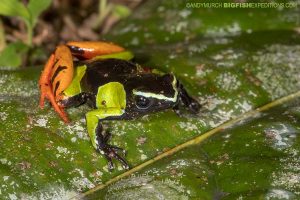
[
  {"left": 93, "top": 0, "right": 112, "bottom": 29},
  {"left": 25, "top": 21, "right": 32, "bottom": 47},
  {"left": 0, "top": 19, "right": 6, "bottom": 51}
]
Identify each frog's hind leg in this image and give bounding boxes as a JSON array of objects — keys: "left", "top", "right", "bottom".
[
  {"left": 39, "top": 45, "right": 74, "bottom": 123},
  {"left": 39, "top": 54, "right": 55, "bottom": 109},
  {"left": 66, "top": 41, "right": 133, "bottom": 61}
]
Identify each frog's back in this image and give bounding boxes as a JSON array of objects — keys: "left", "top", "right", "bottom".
[{"left": 82, "top": 59, "right": 139, "bottom": 94}]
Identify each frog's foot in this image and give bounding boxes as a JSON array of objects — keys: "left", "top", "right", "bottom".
[
  {"left": 178, "top": 82, "right": 201, "bottom": 114},
  {"left": 173, "top": 104, "right": 184, "bottom": 117},
  {"left": 97, "top": 131, "right": 129, "bottom": 171},
  {"left": 100, "top": 144, "right": 129, "bottom": 171}
]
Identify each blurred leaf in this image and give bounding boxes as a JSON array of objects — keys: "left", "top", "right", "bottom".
[
  {"left": 0, "top": 0, "right": 30, "bottom": 22},
  {"left": 0, "top": 42, "right": 28, "bottom": 68},
  {"left": 0, "top": 0, "right": 51, "bottom": 46},
  {"left": 112, "top": 4, "right": 131, "bottom": 19},
  {"left": 0, "top": 45, "right": 21, "bottom": 68},
  {"left": 93, "top": 0, "right": 113, "bottom": 29},
  {"left": 27, "top": 0, "right": 51, "bottom": 26}
]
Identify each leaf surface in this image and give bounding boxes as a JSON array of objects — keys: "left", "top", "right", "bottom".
[{"left": 0, "top": 0, "right": 300, "bottom": 199}]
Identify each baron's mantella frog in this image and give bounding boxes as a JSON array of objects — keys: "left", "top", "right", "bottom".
[{"left": 39, "top": 41, "right": 200, "bottom": 170}]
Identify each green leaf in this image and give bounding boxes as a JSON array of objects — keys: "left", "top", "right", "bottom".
[
  {"left": 0, "top": 42, "right": 28, "bottom": 68},
  {"left": 1, "top": 0, "right": 300, "bottom": 199},
  {"left": 27, "top": 0, "right": 51, "bottom": 26},
  {"left": 0, "top": 0, "right": 30, "bottom": 22},
  {"left": 87, "top": 95, "right": 300, "bottom": 199}
]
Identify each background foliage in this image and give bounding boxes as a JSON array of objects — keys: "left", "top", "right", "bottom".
[{"left": 0, "top": 0, "right": 300, "bottom": 199}]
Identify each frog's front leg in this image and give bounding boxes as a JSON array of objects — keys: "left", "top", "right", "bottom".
[
  {"left": 86, "top": 108, "right": 129, "bottom": 170},
  {"left": 59, "top": 92, "right": 94, "bottom": 108},
  {"left": 176, "top": 82, "right": 201, "bottom": 114}
]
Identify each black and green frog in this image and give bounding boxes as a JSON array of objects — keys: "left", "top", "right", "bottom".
[{"left": 39, "top": 41, "right": 200, "bottom": 170}]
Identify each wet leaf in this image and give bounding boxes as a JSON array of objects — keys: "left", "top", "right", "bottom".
[
  {"left": 1, "top": 0, "right": 300, "bottom": 199},
  {"left": 87, "top": 98, "right": 300, "bottom": 199}
]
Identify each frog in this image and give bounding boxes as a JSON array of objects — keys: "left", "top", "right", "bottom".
[{"left": 39, "top": 41, "right": 200, "bottom": 170}]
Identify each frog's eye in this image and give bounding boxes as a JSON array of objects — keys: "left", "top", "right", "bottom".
[{"left": 135, "top": 95, "right": 152, "bottom": 109}]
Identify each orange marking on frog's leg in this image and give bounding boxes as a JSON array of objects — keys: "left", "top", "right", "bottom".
[
  {"left": 66, "top": 41, "right": 125, "bottom": 60},
  {"left": 40, "top": 83, "right": 69, "bottom": 123},
  {"left": 51, "top": 45, "right": 74, "bottom": 102},
  {"left": 39, "top": 54, "right": 55, "bottom": 109},
  {"left": 39, "top": 45, "right": 74, "bottom": 123},
  {"left": 47, "top": 93, "right": 70, "bottom": 123}
]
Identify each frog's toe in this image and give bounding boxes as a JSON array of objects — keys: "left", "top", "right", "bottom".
[
  {"left": 110, "top": 149, "right": 129, "bottom": 170},
  {"left": 99, "top": 144, "right": 129, "bottom": 170},
  {"left": 103, "top": 154, "right": 114, "bottom": 171},
  {"left": 189, "top": 100, "right": 201, "bottom": 114},
  {"left": 110, "top": 145, "right": 127, "bottom": 156}
]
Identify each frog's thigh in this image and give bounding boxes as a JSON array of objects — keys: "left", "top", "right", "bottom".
[{"left": 85, "top": 108, "right": 124, "bottom": 149}]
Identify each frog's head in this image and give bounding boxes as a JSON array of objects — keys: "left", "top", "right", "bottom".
[{"left": 124, "top": 73, "right": 200, "bottom": 118}]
